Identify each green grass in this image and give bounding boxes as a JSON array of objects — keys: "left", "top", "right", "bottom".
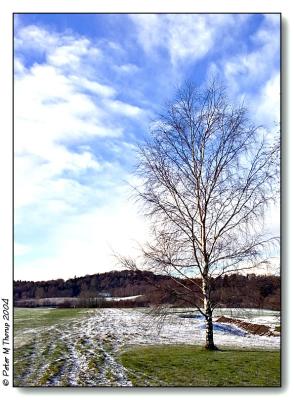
[
  {"left": 14, "top": 307, "right": 92, "bottom": 333},
  {"left": 38, "top": 340, "right": 69, "bottom": 385},
  {"left": 120, "top": 345, "right": 280, "bottom": 387},
  {"left": 14, "top": 342, "right": 36, "bottom": 386}
]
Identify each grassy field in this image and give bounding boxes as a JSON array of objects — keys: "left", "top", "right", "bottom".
[
  {"left": 14, "top": 307, "right": 91, "bottom": 333},
  {"left": 14, "top": 307, "right": 280, "bottom": 387},
  {"left": 120, "top": 345, "right": 281, "bottom": 387}
]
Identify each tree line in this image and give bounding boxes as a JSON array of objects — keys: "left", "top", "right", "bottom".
[{"left": 14, "top": 269, "right": 280, "bottom": 310}]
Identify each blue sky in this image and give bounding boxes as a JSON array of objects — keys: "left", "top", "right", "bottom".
[{"left": 14, "top": 13, "right": 280, "bottom": 281}]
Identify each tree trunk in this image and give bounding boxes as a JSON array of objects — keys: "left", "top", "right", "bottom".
[
  {"left": 202, "top": 275, "right": 218, "bottom": 350},
  {"left": 204, "top": 311, "right": 217, "bottom": 350}
]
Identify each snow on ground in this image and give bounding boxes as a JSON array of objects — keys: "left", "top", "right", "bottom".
[
  {"left": 14, "top": 307, "right": 280, "bottom": 387},
  {"left": 104, "top": 295, "right": 143, "bottom": 301},
  {"left": 212, "top": 308, "right": 280, "bottom": 329},
  {"left": 89, "top": 308, "right": 280, "bottom": 350}
]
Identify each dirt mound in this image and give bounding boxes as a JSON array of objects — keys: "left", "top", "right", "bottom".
[{"left": 216, "top": 316, "right": 278, "bottom": 337}]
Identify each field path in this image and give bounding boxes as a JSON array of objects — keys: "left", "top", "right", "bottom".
[{"left": 14, "top": 309, "right": 133, "bottom": 386}]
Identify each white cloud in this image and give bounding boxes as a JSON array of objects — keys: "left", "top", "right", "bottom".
[
  {"left": 222, "top": 15, "right": 280, "bottom": 99},
  {"left": 253, "top": 73, "right": 280, "bottom": 126},
  {"left": 130, "top": 14, "right": 237, "bottom": 67},
  {"left": 15, "top": 63, "right": 119, "bottom": 154},
  {"left": 14, "top": 24, "right": 59, "bottom": 51},
  {"left": 14, "top": 56, "right": 141, "bottom": 217},
  {"left": 14, "top": 24, "right": 148, "bottom": 281},
  {"left": 15, "top": 151, "right": 100, "bottom": 217},
  {"left": 14, "top": 57, "right": 27, "bottom": 74},
  {"left": 114, "top": 63, "right": 139, "bottom": 74},
  {"left": 105, "top": 99, "right": 142, "bottom": 117},
  {"left": 205, "top": 15, "right": 280, "bottom": 141},
  {"left": 48, "top": 40, "right": 100, "bottom": 67},
  {"left": 14, "top": 25, "right": 142, "bottom": 171},
  {"left": 70, "top": 75, "right": 116, "bottom": 98},
  {"left": 15, "top": 24, "right": 100, "bottom": 70}
]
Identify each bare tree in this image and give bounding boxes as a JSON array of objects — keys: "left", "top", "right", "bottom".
[{"left": 121, "top": 81, "right": 280, "bottom": 350}]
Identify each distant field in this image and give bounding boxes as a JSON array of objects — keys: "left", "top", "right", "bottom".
[
  {"left": 120, "top": 345, "right": 280, "bottom": 387},
  {"left": 14, "top": 307, "right": 280, "bottom": 387},
  {"left": 14, "top": 307, "right": 90, "bottom": 333}
]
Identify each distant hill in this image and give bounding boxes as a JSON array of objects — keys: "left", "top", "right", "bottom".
[
  {"left": 14, "top": 269, "right": 280, "bottom": 310},
  {"left": 14, "top": 269, "right": 167, "bottom": 299}
]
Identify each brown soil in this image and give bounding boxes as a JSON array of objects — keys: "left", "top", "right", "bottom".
[{"left": 216, "top": 316, "right": 279, "bottom": 337}]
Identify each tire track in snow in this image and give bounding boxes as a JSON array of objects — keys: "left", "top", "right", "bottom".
[{"left": 45, "top": 312, "right": 132, "bottom": 386}]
